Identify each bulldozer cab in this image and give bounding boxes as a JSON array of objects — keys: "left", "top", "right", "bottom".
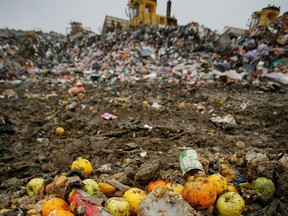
[
  {"left": 102, "top": 0, "right": 177, "bottom": 34},
  {"left": 69, "top": 22, "right": 84, "bottom": 35},
  {"left": 66, "top": 21, "right": 92, "bottom": 38},
  {"left": 249, "top": 5, "right": 280, "bottom": 31},
  {"left": 128, "top": 0, "right": 177, "bottom": 27}
]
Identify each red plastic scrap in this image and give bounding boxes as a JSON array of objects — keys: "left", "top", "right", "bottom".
[{"left": 69, "top": 189, "right": 102, "bottom": 216}]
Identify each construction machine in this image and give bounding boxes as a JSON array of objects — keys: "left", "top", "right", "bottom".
[
  {"left": 66, "top": 21, "right": 92, "bottom": 38},
  {"left": 249, "top": 5, "right": 280, "bottom": 31},
  {"left": 102, "top": 0, "right": 177, "bottom": 33}
]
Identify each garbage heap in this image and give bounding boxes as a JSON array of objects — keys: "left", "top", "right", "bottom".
[{"left": 0, "top": 13, "right": 287, "bottom": 87}]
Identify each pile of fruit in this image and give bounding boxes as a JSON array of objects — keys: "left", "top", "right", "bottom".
[{"left": 1, "top": 156, "right": 277, "bottom": 216}]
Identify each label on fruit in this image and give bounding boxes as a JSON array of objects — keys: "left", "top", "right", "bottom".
[{"left": 179, "top": 150, "right": 204, "bottom": 175}]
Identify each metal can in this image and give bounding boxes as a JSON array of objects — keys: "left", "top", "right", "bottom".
[{"left": 179, "top": 149, "right": 204, "bottom": 176}]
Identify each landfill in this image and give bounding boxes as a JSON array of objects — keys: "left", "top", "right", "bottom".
[{"left": 0, "top": 10, "right": 288, "bottom": 216}]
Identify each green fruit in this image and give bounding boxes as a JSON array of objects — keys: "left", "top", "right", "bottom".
[
  {"left": 251, "top": 177, "right": 275, "bottom": 203},
  {"left": 106, "top": 197, "right": 130, "bottom": 216},
  {"left": 82, "top": 179, "right": 100, "bottom": 195},
  {"left": 26, "top": 178, "right": 45, "bottom": 197},
  {"left": 216, "top": 192, "right": 245, "bottom": 216}
]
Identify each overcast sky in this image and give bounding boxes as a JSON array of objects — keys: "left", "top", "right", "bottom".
[{"left": 0, "top": 0, "right": 287, "bottom": 34}]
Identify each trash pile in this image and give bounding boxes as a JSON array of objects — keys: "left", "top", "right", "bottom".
[
  {"left": 0, "top": 10, "right": 288, "bottom": 216},
  {"left": 212, "top": 11, "right": 288, "bottom": 89},
  {"left": 0, "top": 29, "right": 66, "bottom": 71},
  {"left": 0, "top": 12, "right": 287, "bottom": 89},
  {"left": 1, "top": 148, "right": 287, "bottom": 216}
]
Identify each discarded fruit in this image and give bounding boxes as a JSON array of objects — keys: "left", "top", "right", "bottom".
[
  {"left": 251, "top": 177, "right": 275, "bottom": 203},
  {"left": 238, "top": 182, "right": 257, "bottom": 203},
  {"left": 123, "top": 188, "right": 147, "bottom": 215},
  {"left": 55, "top": 127, "right": 65, "bottom": 136},
  {"left": 227, "top": 183, "right": 238, "bottom": 193},
  {"left": 48, "top": 209, "right": 74, "bottom": 216},
  {"left": 216, "top": 192, "right": 245, "bottom": 216},
  {"left": 207, "top": 173, "right": 228, "bottom": 195},
  {"left": 26, "top": 178, "right": 45, "bottom": 197},
  {"left": 105, "top": 197, "right": 130, "bottom": 216},
  {"left": 220, "top": 163, "right": 237, "bottom": 182},
  {"left": 98, "top": 182, "right": 117, "bottom": 197},
  {"left": 82, "top": 179, "right": 100, "bottom": 195},
  {"left": 182, "top": 177, "right": 217, "bottom": 210},
  {"left": 165, "top": 183, "right": 184, "bottom": 195},
  {"left": 147, "top": 179, "right": 167, "bottom": 192},
  {"left": 71, "top": 157, "right": 93, "bottom": 175},
  {"left": 42, "top": 198, "right": 69, "bottom": 216}
]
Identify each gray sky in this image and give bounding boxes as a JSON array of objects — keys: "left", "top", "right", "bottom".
[{"left": 0, "top": 0, "right": 287, "bottom": 34}]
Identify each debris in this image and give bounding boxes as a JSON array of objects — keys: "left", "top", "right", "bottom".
[
  {"left": 138, "top": 186, "right": 197, "bottom": 216},
  {"left": 151, "top": 102, "right": 162, "bottom": 109},
  {"left": 100, "top": 113, "right": 118, "bottom": 120},
  {"left": 0, "top": 8, "right": 288, "bottom": 216},
  {"left": 210, "top": 114, "right": 236, "bottom": 125},
  {"left": 179, "top": 149, "right": 205, "bottom": 176},
  {"left": 69, "top": 189, "right": 111, "bottom": 216}
]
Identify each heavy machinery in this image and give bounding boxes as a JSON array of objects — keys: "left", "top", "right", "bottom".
[
  {"left": 223, "top": 5, "right": 281, "bottom": 36},
  {"left": 102, "top": 0, "right": 177, "bottom": 33},
  {"left": 223, "top": 26, "right": 248, "bottom": 37},
  {"left": 249, "top": 5, "right": 280, "bottom": 31},
  {"left": 66, "top": 21, "right": 91, "bottom": 38},
  {"left": 128, "top": 0, "right": 177, "bottom": 27}
]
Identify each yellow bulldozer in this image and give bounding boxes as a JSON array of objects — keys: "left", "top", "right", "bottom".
[
  {"left": 66, "top": 21, "right": 92, "bottom": 39},
  {"left": 249, "top": 5, "right": 280, "bottom": 31},
  {"left": 222, "top": 5, "right": 281, "bottom": 36},
  {"left": 102, "top": 0, "right": 177, "bottom": 33}
]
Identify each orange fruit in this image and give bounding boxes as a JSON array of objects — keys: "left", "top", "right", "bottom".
[
  {"left": 42, "top": 198, "right": 69, "bottom": 216},
  {"left": 182, "top": 177, "right": 217, "bottom": 210},
  {"left": 48, "top": 209, "right": 74, "bottom": 216},
  {"left": 123, "top": 188, "right": 147, "bottom": 215},
  {"left": 207, "top": 173, "right": 228, "bottom": 195},
  {"left": 165, "top": 183, "right": 184, "bottom": 195},
  {"left": 71, "top": 157, "right": 93, "bottom": 175},
  {"left": 147, "top": 179, "right": 167, "bottom": 192},
  {"left": 98, "top": 182, "right": 117, "bottom": 197},
  {"left": 55, "top": 127, "right": 65, "bottom": 136}
]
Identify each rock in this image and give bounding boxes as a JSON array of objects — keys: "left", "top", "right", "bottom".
[{"left": 134, "top": 160, "right": 161, "bottom": 184}]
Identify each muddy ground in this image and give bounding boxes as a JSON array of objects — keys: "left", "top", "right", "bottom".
[{"left": 0, "top": 80, "right": 288, "bottom": 215}]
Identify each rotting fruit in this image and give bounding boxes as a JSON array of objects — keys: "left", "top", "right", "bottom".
[
  {"left": 55, "top": 127, "right": 65, "bottom": 135},
  {"left": 105, "top": 197, "right": 130, "bottom": 216},
  {"left": 216, "top": 191, "right": 245, "bottom": 216},
  {"left": 42, "top": 198, "right": 69, "bottom": 216},
  {"left": 123, "top": 188, "right": 147, "bottom": 215},
  {"left": 251, "top": 177, "right": 275, "bottom": 203},
  {"left": 99, "top": 182, "right": 117, "bottom": 197},
  {"left": 82, "top": 179, "right": 100, "bottom": 195},
  {"left": 182, "top": 177, "right": 217, "bottom": 210},
  {"left": 26, "top": 178, "right": 45, "bottom": 197},
  {"left": 48, "top": 209, "right": 74, "bottom": 216},
  {"left": 165, "top": 183, "right": 184, "bottom": 195},
  {"left": 207, "top": 173, "right": 228, "bottom": 195},
  {"left": 71, "top": 157, "right": 93, "bottom": 175},
  {"left": 147, "top": 179, "right": 167, "bottom": 192}
]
